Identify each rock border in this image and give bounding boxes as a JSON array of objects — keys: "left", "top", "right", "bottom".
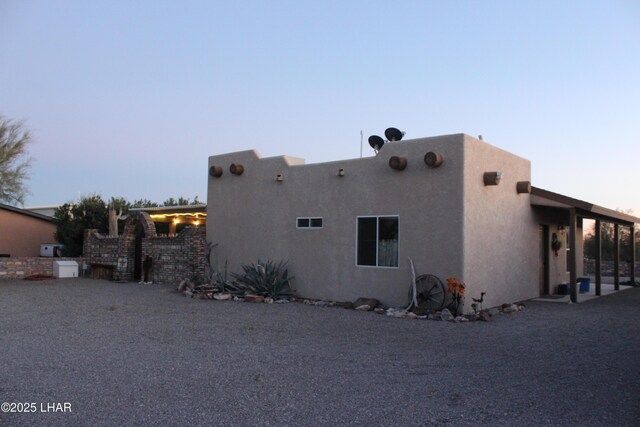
[{"left": 176, "top": 281, "right": 526, "bottom": 323}]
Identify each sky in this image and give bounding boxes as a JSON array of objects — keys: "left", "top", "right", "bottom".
[{"left": 1, "top": 0, "right": 639, "bottom": 213}]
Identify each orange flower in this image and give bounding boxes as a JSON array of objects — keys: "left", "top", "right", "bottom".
[{"left": 446, "top": 277, "right": 466, "bottom": 297}]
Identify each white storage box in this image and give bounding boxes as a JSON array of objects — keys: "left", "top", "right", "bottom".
[{"left": 53, "top": 260, "right": 78, "bottom": 278}]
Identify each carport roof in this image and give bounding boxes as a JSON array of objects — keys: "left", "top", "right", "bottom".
[{"left": 531, "top": 187, "right": 640, "bottom": 226}]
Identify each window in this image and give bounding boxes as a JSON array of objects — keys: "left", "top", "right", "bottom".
[
  {"left": 297, "top": 217, "right": 323, "bottom": 229},
  {"left": 357, "top": 216, "right": 399, "bottom": 267}
]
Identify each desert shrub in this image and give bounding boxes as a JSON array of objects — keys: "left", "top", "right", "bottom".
[{"left": 231, "top": 260, "right": 294, "bottom": 299}]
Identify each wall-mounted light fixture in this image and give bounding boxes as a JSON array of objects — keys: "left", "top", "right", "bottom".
[
  {"left": 483, "top": 171, "right": 502, "bottom": 186},
  {"left": 337, "top": 168, "right": 345, "bottom": 177},
  {"left": 209, "top": 166, "right": 223, "bottom": 178},
  {"left": 388, "top": 156, "right": 407, "bottom": 171},
  {"left": 230, "top": 163, "right": 244, "bottom": 176},
  {"left": 275, "top": 174, "right": 284, "bottom": 182},
  {"left": 424, "top": 151, "right": 444, "bottom": 168},
  {"left": 516, "top": 181, "right": 531, "bottom": 194}
]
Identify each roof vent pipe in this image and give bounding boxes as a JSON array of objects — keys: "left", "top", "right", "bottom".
[
  {"left": 424, "top": 151, "right": 444, "bottom": 168},
  {"left": 389, "top": 156, "right": 407, "bottom": 171},
  {"left": 230, "top": 163, "right": 244, "bottom": 176},
  {"left": 209, "top": 166, "right": 223, "bottom": 178}
]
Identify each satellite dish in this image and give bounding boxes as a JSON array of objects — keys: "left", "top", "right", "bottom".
[
  {"left": 385, "top": 127, "right": 404, "bottom": 142},
  {"left": 368, "top": 135, "right": 385, "bottom": 151}
]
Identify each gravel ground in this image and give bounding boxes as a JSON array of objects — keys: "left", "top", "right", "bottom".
[{"left": 1, "top": 278, "right": 639, "bottom": 426}]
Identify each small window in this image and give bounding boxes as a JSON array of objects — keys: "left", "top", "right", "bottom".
[
  {"left": 357, "top": 216, "right": 399, "bottom": 267},
  {"left": 297, "top": 217, "right": 323, "bottom": 229}
]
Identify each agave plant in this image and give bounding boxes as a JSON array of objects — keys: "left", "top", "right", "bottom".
[{"left": 231, "top": 260, "right": 294, "bottom": 299}]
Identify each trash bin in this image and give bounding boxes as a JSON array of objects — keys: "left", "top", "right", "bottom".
[{"left": 577, "top": 277, "right": 590, "bottom": 293}]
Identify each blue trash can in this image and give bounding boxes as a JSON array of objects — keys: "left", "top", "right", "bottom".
[{"left": 577, "top": 277, "right": 590, "bottom": 293}]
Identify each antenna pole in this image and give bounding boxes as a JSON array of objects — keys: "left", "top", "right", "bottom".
[{"left": 360, "top": 130, "right": 363, "bottom": 158}]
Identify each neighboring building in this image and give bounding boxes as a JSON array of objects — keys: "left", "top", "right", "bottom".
[
  {"left": 206, "top": 134, "right": 638, "bottom": 310},
  {"left": 0, "top": 203, "right": 58, "bottom": 257},
  {"left": 23, "top": 204, "right": 60, "bottom": 218}
]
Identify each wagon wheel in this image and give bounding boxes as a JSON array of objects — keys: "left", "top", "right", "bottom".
[{"left": 410, "top": 274, "right": 446, "bottom": 313}]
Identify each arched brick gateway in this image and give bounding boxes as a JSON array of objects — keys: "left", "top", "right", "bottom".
[{"left": 114, "top": 211, "right": 157, "bottom": 281}]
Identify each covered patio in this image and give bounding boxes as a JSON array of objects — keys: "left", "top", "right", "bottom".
[{"left": 531, "top": 187, "right": 639, "bottom": 303}]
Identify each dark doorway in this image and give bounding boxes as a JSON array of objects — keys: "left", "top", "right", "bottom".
[
  {"left": 539, "top": 225, "right": 550, "bottom": 295},
  {"left": 134, "top": 223, "right": 144, "bottom": 281}
]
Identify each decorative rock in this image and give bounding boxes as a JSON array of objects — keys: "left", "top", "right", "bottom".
[
  {"left": 502, "top": 304, "right": 519, "bottom": 314},
  {"left": 454, "top": 316, "right": 469, "bottom": 322},
  {"left": 407, "top": 312, "right": 419, "bottom": 319},
  {"left": 488, "top": 307, "right": 500, "bottom": 316},
  {"left": 265, "top": 297, "right": 274, "bottom": 304},
  {"left": 353, "top": 297, "right": 379, "bottom": 310},
  {"left": 275, "top": 299, "right": 290, "bottom": 304},
  {"left": 374, "top": 308, "right": 386, "bottom": 314},
  {"left": 411, "top": 307, "right": 430, "bottom": 316},
  {"left": 303, "top": 299, "right": 312, "bottom": 305},
  {"left": 184, "top": 290, "right": 193, "bottom": 298},
  {"left": 314, "top": 300, "right": 329, "bottom": 307},
  {"left": 392, "top": 311, "right": 408, "bottom": 319},
  {"left": 328, "top": 301, "right": 336, "bottom": 307},
  {"left": 178, "top": 279, "right": 195, "bottom": 293},
  {"left": 355, "top": 304, "right": 371, "bottom": 311},
  {"left": 440, "top": 308, "right": 454, "bottom": 321},
  {"left": 478, "top": 311, "right": 491, "bottom": 322},
  {"left": 245, "top": 295, "right": 265, "bottom": 303},
  {"left": 213, "top": 293, "right": 232, "bottom": 301},
  {"left": 428, "top": 313, "right": 442, "bottom": 321}
]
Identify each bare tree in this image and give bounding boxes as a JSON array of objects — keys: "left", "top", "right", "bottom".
[
  {"left": 107, "top": 197, "right": 130, "bottom": 236},
  {"left": 0, "top": 116, "right": 32, "bottom": 205}
]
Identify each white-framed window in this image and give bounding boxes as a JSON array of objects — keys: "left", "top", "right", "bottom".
[
  {"left": 356, "top": 216, "right": 399, "bottom": 268},
  {"left": 297, "top": 217, "right": 323, "bottom": 229}
]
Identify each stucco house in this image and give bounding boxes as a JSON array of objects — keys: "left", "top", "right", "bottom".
[
  {"left": 206, "top": 134, "right": 638, "bottom": 311},
  {"left": 0, "top": 202, "right": 58, "bottom": 257}
]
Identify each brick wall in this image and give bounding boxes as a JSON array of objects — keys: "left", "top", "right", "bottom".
[
  {"left": 142, "top": 227, "right": 206, "bottom": 284},
  {"left": 83, "top": 231, "right": 119, "bottom": 266},
  {"left": 584, "top": 259, "right": 639, "bottom": 278},
  {"left": 0, "top": 257, "right": 83, "bottom": 280},
  {"left": 83, "top": 223, "right": 206, "bottom": 284}
]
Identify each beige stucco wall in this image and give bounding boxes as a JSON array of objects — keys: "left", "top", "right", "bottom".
[
  {"left": 461, "top": 135, "right": 538, "bottom": 308},
  {"left": 207, "top": 134, "right": 467, "bottom": 306},
  {"left": 0, "top": 209, "right": 57, "bottom": 257}
]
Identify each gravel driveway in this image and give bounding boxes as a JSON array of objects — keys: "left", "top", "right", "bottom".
[{"left": 1, "top": 278, "right": 639, "bottom": 426}]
